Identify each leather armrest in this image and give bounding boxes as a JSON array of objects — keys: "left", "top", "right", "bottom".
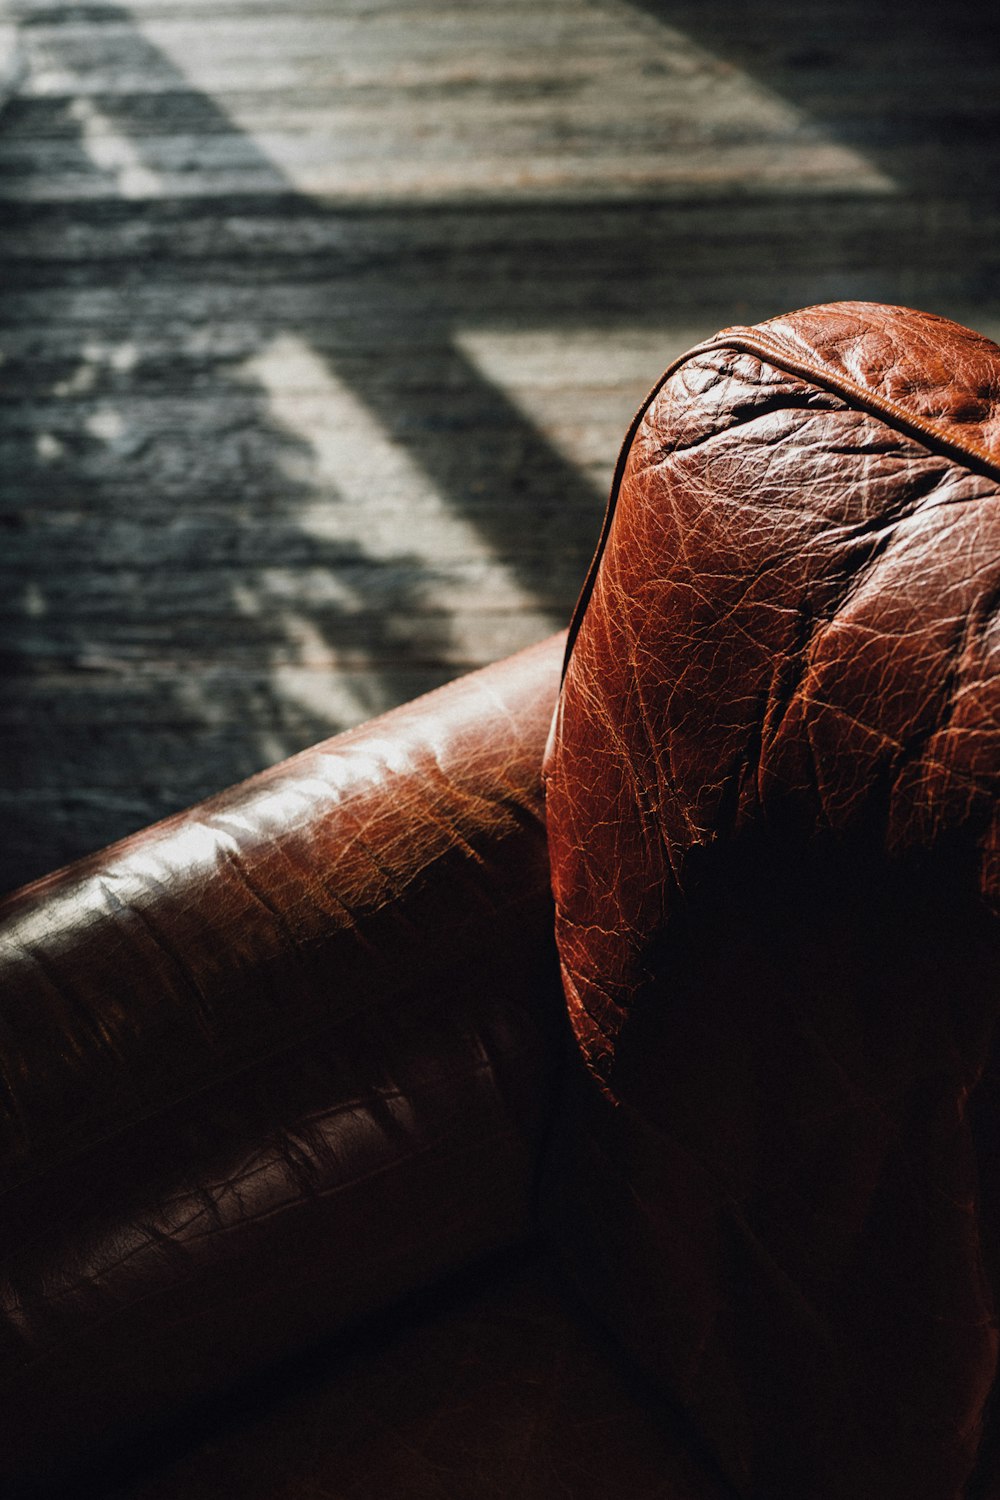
[{"left": 0, "top": 632, "right": 566, "bottom": 1494}]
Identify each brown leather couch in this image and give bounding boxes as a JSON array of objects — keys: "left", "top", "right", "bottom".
[{"left": 2, "top": 301, "right": 999, "bottom": 1500}]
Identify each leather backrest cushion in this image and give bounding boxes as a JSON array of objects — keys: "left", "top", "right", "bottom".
[{"left": 544, "top": 303, "right": 1000, "bottom": 1499}]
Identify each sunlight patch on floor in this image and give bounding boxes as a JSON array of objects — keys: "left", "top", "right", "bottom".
[
  {"left": 238, "top": 332, "right": 560, "bottom": 725},
  {"left": 453, "top": 323, "right": 715, "bottom": 475},
  {"left": 126, "top": 0, "right": 896, "bottom": 202}
]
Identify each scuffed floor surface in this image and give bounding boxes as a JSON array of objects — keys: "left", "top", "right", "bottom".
[{"left": 2, "top": 0, "right": 1000, "bottom": 889}]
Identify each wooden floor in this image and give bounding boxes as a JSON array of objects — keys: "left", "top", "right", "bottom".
[{"left": 2, "top": 0, "right": 999, "bottom": 891}]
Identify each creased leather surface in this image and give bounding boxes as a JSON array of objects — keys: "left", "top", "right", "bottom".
[
  {"left": 0, "top": 633, "right": 566, "bottom": 1496},
  {"left": 544, "top": 303, "right": 1000, "bottom": 1499}
]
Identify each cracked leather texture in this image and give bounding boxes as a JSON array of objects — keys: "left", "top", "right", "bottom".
[
  {"left": 0, "top": 634, "right": 566, "bottom": 1496},
  {"left": 544, "top": 302, "right": 1000, "bottom": 1500}
]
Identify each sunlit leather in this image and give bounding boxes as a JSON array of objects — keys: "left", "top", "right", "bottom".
[
  {"left": 0, "top": 634, "right": 566, "bottom": 1495},
  {"left": 545, "top": 302, "right": 1000, "bottom": 1500}
]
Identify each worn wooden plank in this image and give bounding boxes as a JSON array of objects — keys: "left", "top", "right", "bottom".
[
  {"left": 0, "top": 1, "right": 905, "bottom": 203},
  {"left": 2, "top": 0, "right": 999, "bottom": 891}
]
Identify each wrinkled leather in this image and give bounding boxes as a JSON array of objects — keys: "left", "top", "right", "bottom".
[
  {"left": 0, "top": 633, "right": 566, "bottom": 1496},
  {"left": 545, "top": 303, "right": 1000, "bottom": 1499}
]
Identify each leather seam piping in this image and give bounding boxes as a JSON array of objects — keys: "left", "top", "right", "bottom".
[
  {"left": 560, "top": 328, "right": 1000, "bottom": 682},
  {"left": 725, "top": 324, "right": 1000, "bottom": 480}
]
